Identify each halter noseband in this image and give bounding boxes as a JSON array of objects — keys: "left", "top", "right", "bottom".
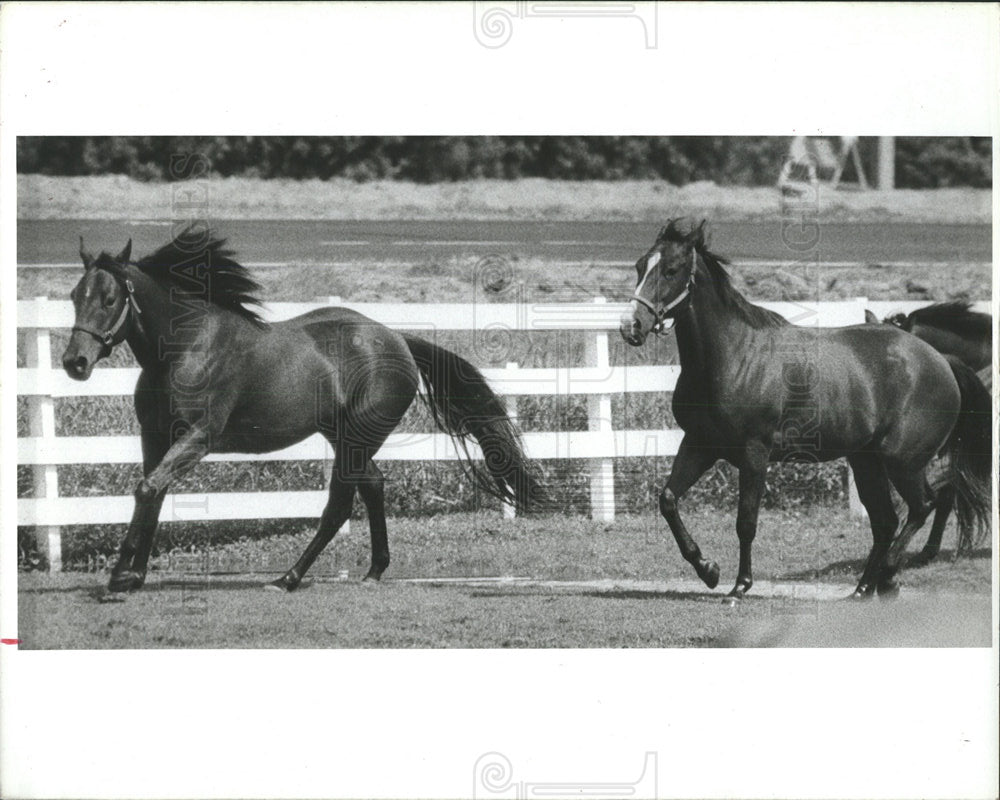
[
  {"left": 631, "top": 248, "right": 697, "bottom": 334},
  {"left": 72, "top": 275, "right": 143, "bottom": 347}
]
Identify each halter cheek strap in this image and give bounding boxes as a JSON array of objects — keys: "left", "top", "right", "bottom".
[
  {"left": 72, "top": 278, "right": 143, "bottom": 347},
  {"left": 631, "top": 249, "right": 697, "bottom": 333}
]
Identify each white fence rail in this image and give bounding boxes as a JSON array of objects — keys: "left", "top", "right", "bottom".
[{"left": 18, "top": 297, "right": 987, "bottom": 570}]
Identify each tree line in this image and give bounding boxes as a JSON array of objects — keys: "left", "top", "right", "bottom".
[{"left": 16, "top": 136, "right": 991, "bottom": 188}]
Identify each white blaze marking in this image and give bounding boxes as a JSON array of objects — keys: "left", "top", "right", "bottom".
[{"left": 634, "top": 251, "right": 660, "bottom": 298}]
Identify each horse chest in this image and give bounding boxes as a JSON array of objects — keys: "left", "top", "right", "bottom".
[
  {"left": 673, "top": 368, "right": 787, "bottom": 446},
  {"left": 672, "top": 378, "right": 740, "bottom": 437}
]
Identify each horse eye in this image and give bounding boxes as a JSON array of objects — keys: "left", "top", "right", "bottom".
[{"left": 104, "top": 294, "right": 116, "bottom": 307}]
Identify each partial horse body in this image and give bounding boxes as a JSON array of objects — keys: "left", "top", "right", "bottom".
[
  {"left": 64, "top": 227, "right": 541, "bottom": 593},
  {"left": 883, "top": 301, "right": 992, "bottom": 374},
  {"left": 620, "top": 219, "right": 991, "bottom": 601},
  {"left": 863, "top": 301, "right": 994, "bottom": 562}
]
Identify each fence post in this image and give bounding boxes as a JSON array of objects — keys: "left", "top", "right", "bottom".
[
  {"left": 584, "top": 298, "right": 615, "bottom": 522},
  {"left": 502, "top": 362, "right": 519, "bottom": 520},
  {"left": 847, "top": 297, "right": 869, "bottom": 519},
  {"left": 320, "top": 296, "right": 348, "bottom": 533},
  {"left": 25, "top": 298, "right": 62, "bottom": 571}
]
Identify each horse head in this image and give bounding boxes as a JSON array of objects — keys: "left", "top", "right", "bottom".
[
  {"left": 620, "top": 217, "right": 704, "bottom": 346},
  {"left": 62, "top": 237, "right": 136, "bottom": 380}
]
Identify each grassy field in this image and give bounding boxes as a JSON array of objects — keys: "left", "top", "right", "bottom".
[
  {"left": 18, "top": 510, "right": 993, "bottom": 649},
  {"left": 17, "top": 250, "right": 993, "bottom": 309},
  {"left": 17, "top": 174, "right": 992, "bottom": 223}
]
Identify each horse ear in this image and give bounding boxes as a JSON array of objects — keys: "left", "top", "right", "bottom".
[
  {"left": 864, "top": 309, "right": 879, "bottom": 324},
  {"left": 79, "top": 236, "right": 95, "bottom": 270},
  {"left": 695, "top": 219, "right": 708, "bottom": 247},
  {"left": 116, "top": 239, "right": 132, "bottom": 265}
]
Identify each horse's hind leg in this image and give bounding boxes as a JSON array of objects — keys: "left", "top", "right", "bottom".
[
  {"left": 269, "top": 464, "right": 357, "bottom": 592},
  {"left": 357, "top": 461, "right": 390, "bottom": 581},
  {"left": 728, "top": 442, "right": 769, "bottom": 600},
  {"left": 881, "top": 467, "right": 935, "bottom": 594},
  {"left": 659, "top": 438, "right": 720, "bottom": 589},
  {"left": 912, "top": 483, "right": 954, "bottom": 567},
  {"left": 846, "top": 453, "right": 898, "bottom": 599}
]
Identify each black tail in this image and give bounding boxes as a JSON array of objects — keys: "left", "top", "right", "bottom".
[
  {"left": 403, "top": 334, "right": 543, "bottom": 512},
  {"left": 944, "top": 358, "right": 992, "bottom": 554}
]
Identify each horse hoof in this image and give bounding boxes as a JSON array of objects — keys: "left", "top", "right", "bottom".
[
  {"left": 108, "top": 571, "right": 145, "bottom": 593},
  {"left": 362, "top": 571, "right": 383, "bottom": 583},
  {"left": 699, "top": 561, "right": 720, "bottom": 589},
  {"left": 265, "top": 575, "right": 299, "bottom": 592},
  {"left": 910, "top": 552, "right": 935, "bottom": 568},
  {"left": 846, "top": 589, "right": 872, "bottom": 602},
  {"left": 877, "top": 582, "right": 900, "bottom": 599}
]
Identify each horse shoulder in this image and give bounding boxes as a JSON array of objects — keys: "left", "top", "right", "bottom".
[{"left": 133, "top": 369, "right": 164, "bottom": 427}]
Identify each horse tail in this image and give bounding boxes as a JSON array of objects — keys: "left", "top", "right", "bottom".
[
  {"left": 403, "top": 334, "right": 544, "bottom": 512},
  {"left": 943, "top": 358, "right": 992, "bottom": 554}
]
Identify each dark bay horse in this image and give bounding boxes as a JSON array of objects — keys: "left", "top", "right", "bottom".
[
  {"left": 620, "top": 219, "right": 991, "bottom": 601},
  {"left": 863, "top": 301, "right": 993, "bottom": 563},
  {"left": 63, "top": 226, "right": 541, "bottom": 593},
  {"left": 878, "top": 301, "right": 992, "bottom": 374}
]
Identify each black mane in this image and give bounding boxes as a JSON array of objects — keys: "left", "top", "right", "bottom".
[
  {"left": 129, "top": 226, "right": 267, "bottom": 328},
  {"left": 658, "top": 218, "right": 787, "bottom": 330},
  {"left": 906, "top": 301, "right": 991, "bottom": 339}
]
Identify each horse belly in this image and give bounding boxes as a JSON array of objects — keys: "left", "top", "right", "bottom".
[
  {"left": 215, "top": 419, "right": 315, "bottom": 454},
  {"left": 768, "top": 404, "right": 852, "bottom": 462},
  {"left": 216, "top": 388, "right": 319, "bottom": 454},
  {"left": 767, "top": 363, "right": 877, "bottom": 461}
]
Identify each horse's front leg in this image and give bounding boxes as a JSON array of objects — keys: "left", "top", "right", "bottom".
[
  {"left": 659, "top": 437, "right": 719, "bottom": 588},
  {"left": 109, "top": 430, "right": 168, "bottom": 588},
  {"left": 108, "top": 425, "right": 212, "bottom": 592},
  {"left": 729, "top": 442, "right": 769, "bottom": 602}
]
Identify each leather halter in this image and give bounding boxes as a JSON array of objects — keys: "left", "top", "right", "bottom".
[
  {"left": 72, "top": 275, "right": 143, "bottom": 347},
  {"left": 631, "top": 248, "right": 697, "bottom": 334}
]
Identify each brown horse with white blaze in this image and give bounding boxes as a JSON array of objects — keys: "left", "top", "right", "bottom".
[{"left": 620, "top": 218, "right": 990, "bottom": 601}]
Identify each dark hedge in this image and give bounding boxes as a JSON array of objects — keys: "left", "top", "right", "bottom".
[{"left": 16, "top": 136, "right": 991, "bottom": 188}]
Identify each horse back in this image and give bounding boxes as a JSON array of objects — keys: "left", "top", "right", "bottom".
[
  {"left": 909, "top": 320, "right": 992, "bottom": 372},
  {"left": 281, "top": 306, "right": 418, "bottom": 375},
  {"left": 685, "top": 324, "right": 960, "bottom": 462},
  {"left": 813, "top": 324, "right": 960, "bottom": 457}
]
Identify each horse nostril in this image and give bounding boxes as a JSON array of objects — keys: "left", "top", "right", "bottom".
[{"left": 64, "top": 355, "right": 88, "bottom": 376}]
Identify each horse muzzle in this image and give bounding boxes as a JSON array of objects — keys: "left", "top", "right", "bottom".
[
  {"left": 63, "top": 352, "right": 95, "bottom": 381},
  {"left": 620, "top": 309, "right": 648, "bottom": 347},
  {"left": 62, "top": 332, "right": 102, "bottom": 381}
]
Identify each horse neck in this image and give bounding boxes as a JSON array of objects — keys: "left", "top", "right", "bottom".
[
  {"left": 673, "top": 273, "right": 757, "bottom": 381},
  {"left": 116, "top": 266, "right": 155, "bottom": 369},
  {"left": 123, "top": 265, "right": 260, "bottom": 374},
  {"left": 121, "top": 267, "right": 171, "bottom": 372}
]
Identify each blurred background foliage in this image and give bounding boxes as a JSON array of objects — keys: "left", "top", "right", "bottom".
[{"left": 17, "top": 136, "right": 992, "bottom": 188}]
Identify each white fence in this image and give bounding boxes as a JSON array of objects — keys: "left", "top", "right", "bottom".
[{"left": 18, "top": 297, "right": 985, "bottom": 570}]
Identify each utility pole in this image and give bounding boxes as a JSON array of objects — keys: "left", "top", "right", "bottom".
[{"left": 877, "top": 136, "right": 895, "bottom": 190}]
